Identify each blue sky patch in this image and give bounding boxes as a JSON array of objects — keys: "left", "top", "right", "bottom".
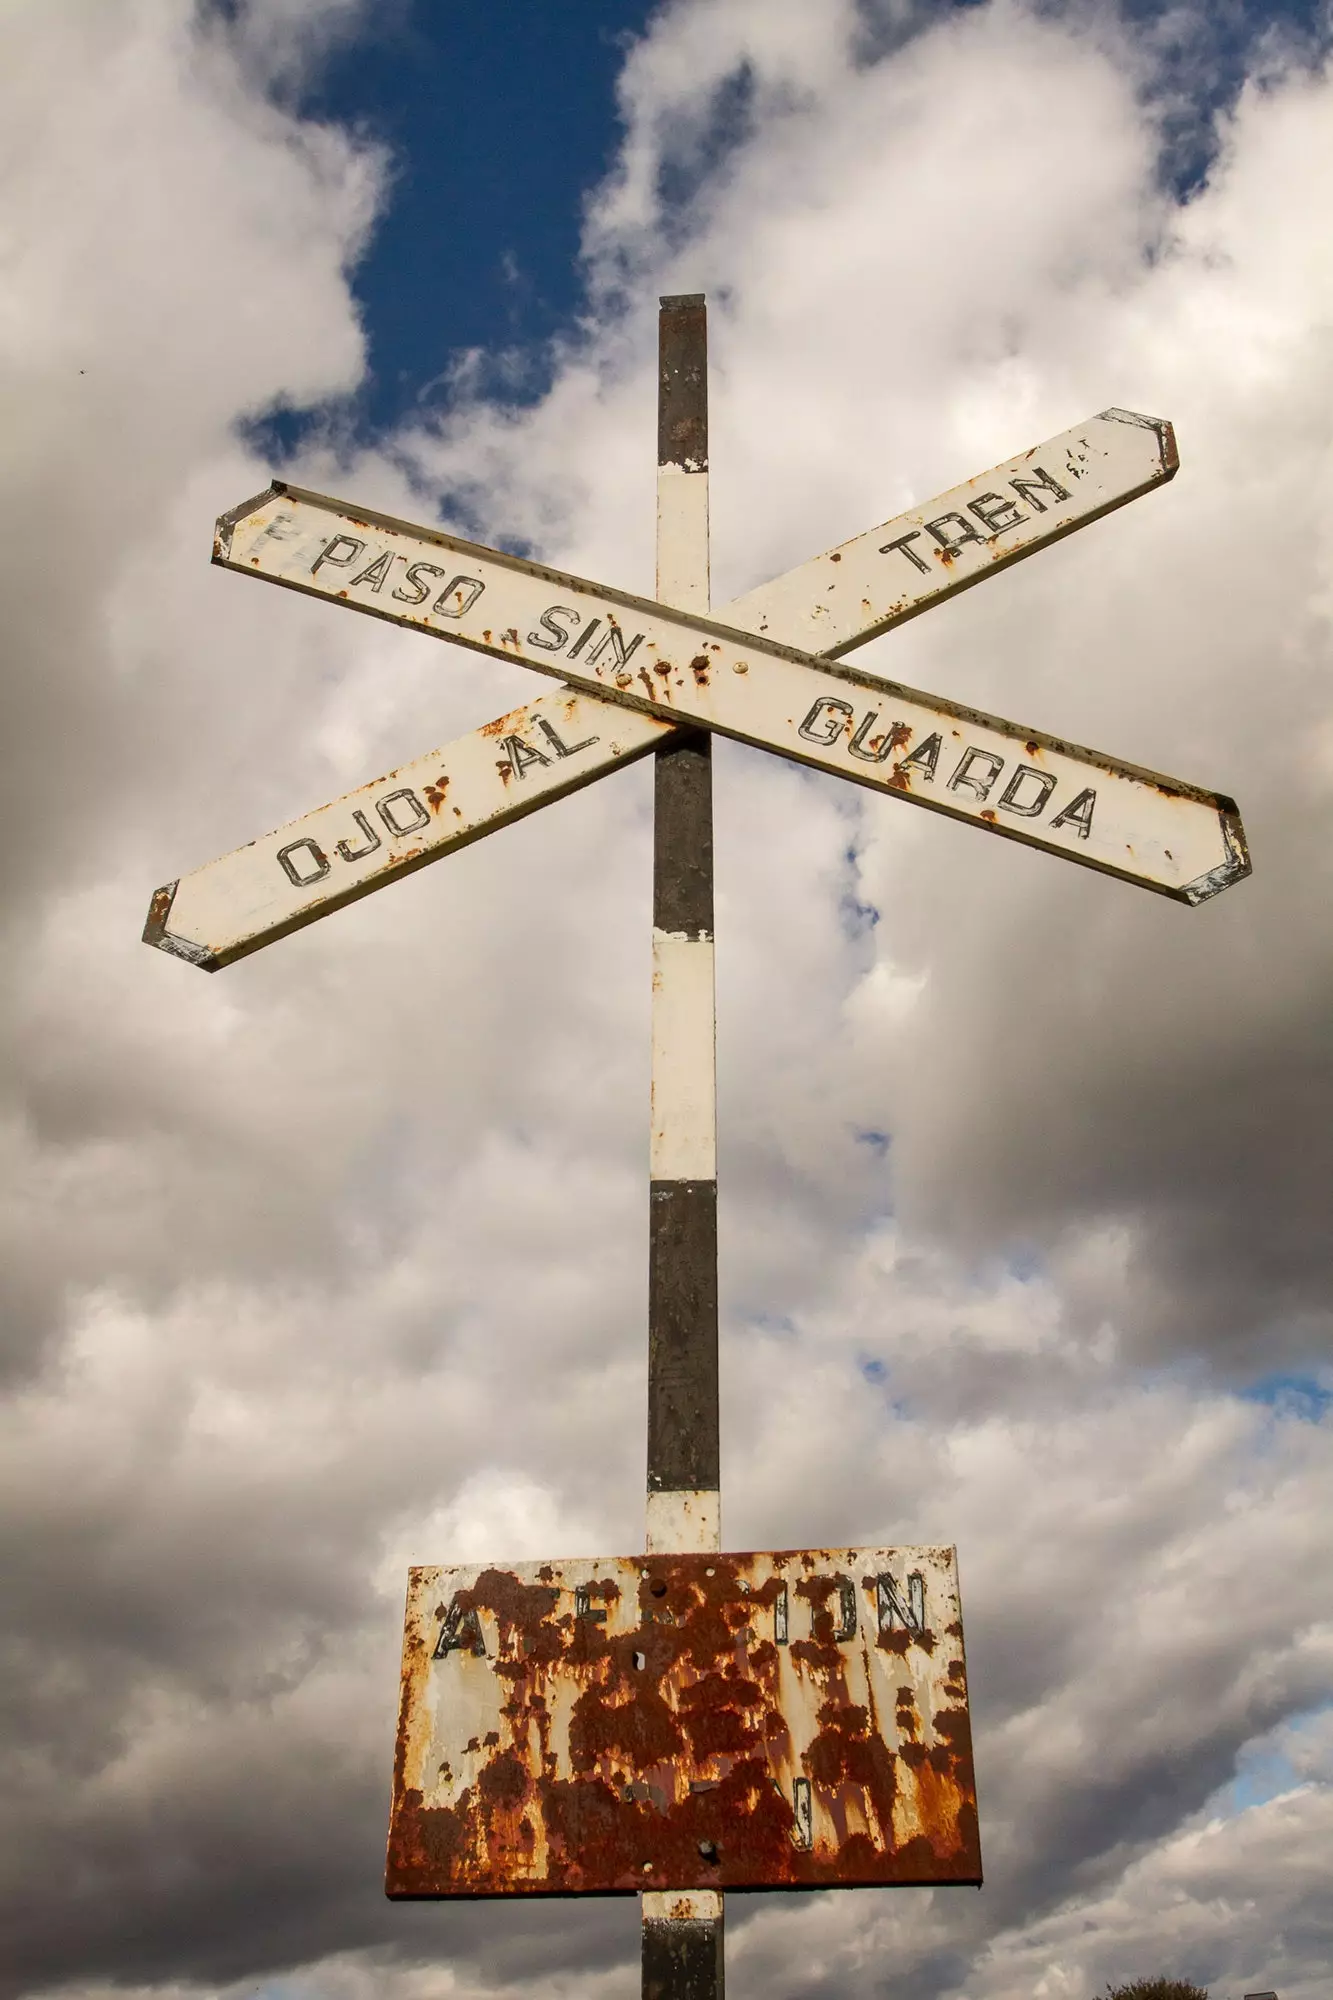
[
  {"left": 217, "top": 0, "right": 1332, "bottom": 464},
  {"left": 224, "top": 0, "right": 657, "bottom": 453},
  {"left": 1240, "top": 1371, "right": 1333, "bottom": 1422},
  {"left": 1211, "top": 1700, "right": 1333, "bottom": 1817}
]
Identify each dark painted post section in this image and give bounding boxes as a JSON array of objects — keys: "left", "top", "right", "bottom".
[
  {"left": 643, "top": 293, "right": 723, "bottom": 1995},
  {"left": 642, "top": 1908, "right": 726, "bottom": 2000},
  {"left": 646, "top": 730, "right": 718, "bottom": 1499}
]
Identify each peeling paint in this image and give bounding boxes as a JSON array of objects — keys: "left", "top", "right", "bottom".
[{"left": 387, "top": 1546, "right": 980, "bottom": 1897}]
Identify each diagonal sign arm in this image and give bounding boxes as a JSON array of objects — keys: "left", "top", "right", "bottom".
[
  {"left": 713, "top": 407, "right": 1179, "bottom": 656},
  {"left": 147, "top": 412, "right": 1247, "bottom": 968},
  {"left": 236, "top": 408, "right": 1181, "bottom": 662},
  {"left": 145, "top": 684, "right": 668, "bottom": 968},
  {"left": 155, "top": 410, "right": 1177, "bottom": 968}
]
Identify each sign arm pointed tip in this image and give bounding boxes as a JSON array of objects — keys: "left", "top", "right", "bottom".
[
  {"left": 213, "top": 481, "right": 289, "bottom": 564},
  {"left": 1096, "top": 406, "right": 1179, "bottom": 477},
  {"left": 142, "top": 879, "right": 177, "bottom": 949},
  {"left": 142, "top": 881, "right": 217, "bottom": 970},
  {"left": 1182, "top": 805, "right": 1253, "bottom": 905}
]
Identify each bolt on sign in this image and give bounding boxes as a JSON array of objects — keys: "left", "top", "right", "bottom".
[{"left": 388, "top": 1548, "right": 978, "bottom": 1897}]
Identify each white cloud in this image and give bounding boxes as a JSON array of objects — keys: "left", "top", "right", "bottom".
[{"left": 2, "top": 1, "right": 1332, "bottom": 1997}]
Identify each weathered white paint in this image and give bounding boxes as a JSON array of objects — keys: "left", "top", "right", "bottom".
[
  {"left": 389, "top": 1545, "right": 974, "bottom": 1894},
  {"left": 723, "top": 409, "right": 1177, "bottom": 655},
  {"left": 145, "top": 411, "right": 1238, "bottom": 968},
  {"left": 642, "top": 1891, "right": 723, "bottom": 1922},
  {"left": 209, "top": 474, "right": 1247, "bottom": 902},
  {"left": 650, "top": 933, "right": 717, "bottom": 1181},
  {"left": 144, "top": 689, "right": 662, "bottom": 968},
  {"left": 645, "top": 1488, "right": 720, "bottom": 1553},
  {"left": 656, "top": 462, "right": 711, "bottom": 615}
]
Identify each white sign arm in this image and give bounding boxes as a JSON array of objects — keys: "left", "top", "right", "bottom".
[{"left": 146, "top": 413, "right": 1248, "bottom": 969}]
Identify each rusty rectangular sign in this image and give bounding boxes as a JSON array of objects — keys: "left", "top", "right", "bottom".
[{"left": 387, "top": 1545, "right": 980, "bottom": 1898}]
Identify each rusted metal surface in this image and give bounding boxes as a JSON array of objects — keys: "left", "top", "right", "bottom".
[
  {"left": 211, "top": 464, "right": 1249, "bottom": 909},
  {"left": 386, "top": 1546, "right": 980, "bottom": 1898}
]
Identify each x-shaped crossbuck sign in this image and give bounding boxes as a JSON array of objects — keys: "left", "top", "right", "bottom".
[{"left": 145, "top": 409, "right": 1249, "bottom": 969}]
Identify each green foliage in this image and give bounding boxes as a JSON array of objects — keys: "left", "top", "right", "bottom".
[{"left": 1101, "top": 1982, "right": 1209, "bottom": 2000}]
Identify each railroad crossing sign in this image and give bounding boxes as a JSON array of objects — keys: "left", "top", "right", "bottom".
[
  {"left": 145, "top": 294, "right": 1250, "bottom": 1997},
  {"left": 145, "top": 408, "right": 1247, "bottom": 970}
]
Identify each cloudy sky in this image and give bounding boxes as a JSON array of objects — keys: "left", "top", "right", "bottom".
[{"left": 3, "top": 0, "right": 1332, "bottom": 1995}]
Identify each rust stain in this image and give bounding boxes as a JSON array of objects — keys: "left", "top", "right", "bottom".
[
  {"left": 480, "top": 705, "right": 535, "bottom": 740},
  {"left": 424, "top": 775, "right": 450, "bottom": 813},
  {"left": 387, "top": 1547, "right": 979, "bottom": 1899}
]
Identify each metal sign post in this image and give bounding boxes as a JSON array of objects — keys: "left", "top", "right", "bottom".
[
  {"left": 643, "top": 293, "right": 723, "bottom": 1995},
  {"left": 145, "top": 294, "right": 1251, "bottom": 2000}
]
